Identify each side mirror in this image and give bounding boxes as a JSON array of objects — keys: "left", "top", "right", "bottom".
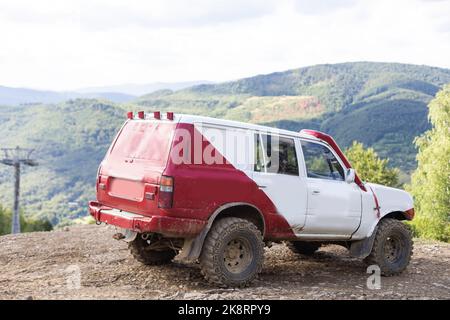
[{"left": 345, "top": 168, "right": 356, "bottom": 184}]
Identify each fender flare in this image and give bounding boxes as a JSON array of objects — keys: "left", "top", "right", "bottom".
[{"left": 177, "top": 202, "right": 265, "bottom": 263}]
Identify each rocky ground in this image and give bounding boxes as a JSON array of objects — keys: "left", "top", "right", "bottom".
[{"left": 0, "top": 224, "right": 449, "bottom": 300}]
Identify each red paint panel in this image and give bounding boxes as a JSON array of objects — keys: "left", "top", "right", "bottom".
[
  {"left": 165, "top": 123, "right": 295, "bottom": 239},
  {"left": 97, "top": 121, "right": 177, "bottom": 215},
  {"left": 93, "top": 120, "right": 296, "bottom": 240}
]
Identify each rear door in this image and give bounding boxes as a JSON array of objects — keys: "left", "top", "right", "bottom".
[
  {"left": 252, "top": 133, "right": 307, "bottom": 232},
  {"left": 299, "top": 140, "right": 362, "bottom": 237},
  {"left": 97, "top": 120, "right": 176, "bottom": 214}
]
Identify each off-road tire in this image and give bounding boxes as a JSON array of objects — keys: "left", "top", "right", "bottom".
[
  {"left": 129, "top": 236, "right": 177, "bottom": 265},
  {"left": 364, "top": 218, "right": 413, "bottom": 276},
  {"left": 199, "top": 217, "right": 264, "bottom": 287},
  {"left": 287, "top": 241, "right": 321, "bottom": 255}
]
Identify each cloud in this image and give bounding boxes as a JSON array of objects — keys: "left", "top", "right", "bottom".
[
  {"left": 292, "top": 0, "right": 358, "bottom": 15},
  {"left": 0, "top": 0, "right": 278, "bottom": 30},
  {"left": 0, "top": 0, "right": 449, "bottom": 90}
]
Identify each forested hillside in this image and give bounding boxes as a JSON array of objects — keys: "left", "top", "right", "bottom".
[
  {"left": 0, "top": 62, "right": 449, "bottom": 224},
  {"left": 0, "top": 100, "right": 124, "bottom": 224}
]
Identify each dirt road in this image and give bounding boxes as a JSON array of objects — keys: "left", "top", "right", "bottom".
[{"left": 0, "top": 224, "right": 449, "bottom": 300}]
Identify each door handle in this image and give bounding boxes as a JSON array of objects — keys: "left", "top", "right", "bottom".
[
  {"left": 312, "top": 190, "right": 320, "bottom": 195},
  {"left": 258, "top": 185, "right": 267, "bottom": 189}
]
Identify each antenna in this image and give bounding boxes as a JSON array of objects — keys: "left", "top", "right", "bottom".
[{"left": 0, "top": 146, "right": 38, "bottom": 234}]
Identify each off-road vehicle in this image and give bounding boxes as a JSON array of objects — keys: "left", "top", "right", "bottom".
[{"left": 89, "top": 111, "right": 414, "bottom": 287}]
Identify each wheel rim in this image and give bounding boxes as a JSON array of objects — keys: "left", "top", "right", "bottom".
[
  {"left": 384, "top": 235, "right": 404, "bottom": 263},
  {"left": 223, "top": 237, "right": 253, "bottom": 274}
]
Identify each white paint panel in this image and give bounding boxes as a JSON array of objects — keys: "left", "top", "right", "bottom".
[
  {"left": 252, "top": 134, "right": 308, "bottom": 230},
  {"left": 301, "top": 178, "right": 362, "bottom": 236},
  {"left": 198, "top": 123, "right": 307, "bottom": 231}
]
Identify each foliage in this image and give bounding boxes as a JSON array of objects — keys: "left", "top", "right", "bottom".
[
  {"left": 408, "top": 85, "right": 450, "bottom": 242},
  {"left": 0, "top": 205, "right": 53, "bottom": 235},
  {"left": 345, "top": 141, "right": 399, "bottom": 187}
]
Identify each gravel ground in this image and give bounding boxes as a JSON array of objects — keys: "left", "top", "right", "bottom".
[{"left": 0, "top": 224, "right": 449, "bottom": 300}]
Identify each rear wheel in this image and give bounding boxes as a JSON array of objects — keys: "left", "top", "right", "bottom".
[
  {"left": 200, "top": 217, "right": 264, "bottom": 287},
  {"left": 287, "top": 241, "right": 321, "bottom": 255},
  {"left": 364, "top": 218, "right": 413, "bottom": 276},
  {"left": 129, "top": 236, "right": 177, "bottom": 265}
]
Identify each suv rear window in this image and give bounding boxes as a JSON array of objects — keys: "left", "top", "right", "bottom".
[
  {"left": 255, "top": 133, "right": 299, "bottom": 176},
  {"left": 110, "top": 121, "right": 174, "bottom": 165}
]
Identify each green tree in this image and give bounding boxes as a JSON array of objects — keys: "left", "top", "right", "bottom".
[
  {"left": 0, "top": 205, "right": 53, "bottom": 236},
  {"left": 408, "top": 85, "right": 450, "bottom": 242},
  {"left": 345, "top": 141, "right": 399, "bottom": 187}
]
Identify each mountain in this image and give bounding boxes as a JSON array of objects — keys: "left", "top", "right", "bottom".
[
  {"left": 0, "top": 86, "right": 136, "bottom": 105},
  {"left": 0, "top": 62, "right": 449, "bottom": 225},
  {"left": 77, "top": 81, "right": 214, "bottom": 96},
  {"left": 135, "top": 62, "right": 450, "bottom": 169}
]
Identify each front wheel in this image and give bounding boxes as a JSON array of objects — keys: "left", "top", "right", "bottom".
[
  {"left": 364, "top": 218, "right": 413, "bottom": 276},
  {"left": 200, "top": 217, "right": 264, "bottom": 287}
]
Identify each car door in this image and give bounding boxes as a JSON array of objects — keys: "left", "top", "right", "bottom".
[
  {"left": 299, "top": 140, "right": 362, "bottom": 237},
  {"left": 252, "top": 133, "right": 308, "bottom": 232}
]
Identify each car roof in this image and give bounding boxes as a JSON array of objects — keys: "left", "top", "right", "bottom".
[{"left": 177, "top": 113, "right": 320, "bottom": 141}]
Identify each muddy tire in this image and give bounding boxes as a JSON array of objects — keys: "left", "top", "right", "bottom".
[
  {"left": 364, "top": 218, "right": 413, "bottom": 276},
  {"left": 287, "top": 241, "right": 321, "bottom": 255},
  {"left": 199, "top": 217, "right": 264, "bottom": 287},
  {"left": 129, "top": 236, "right": 177, "bottom": 265}
]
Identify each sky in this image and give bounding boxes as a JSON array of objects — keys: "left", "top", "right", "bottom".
[{"left": 0, "top": 0, "right": 449, "bottom": 91}]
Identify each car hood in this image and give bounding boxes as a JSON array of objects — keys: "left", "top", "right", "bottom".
[{"left": 366, "top": 183, "right": 414, "bottom": 216}]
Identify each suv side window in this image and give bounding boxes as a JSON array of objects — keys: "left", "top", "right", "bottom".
[
  {"left": 255, "top": 133, "right": 299, "bottom": 176},
  {"left": 301, "top": 140, "right": 345, "bottom": 181},
  {"left": 254, "top": 133, "right": 264, "bottom": 172}
]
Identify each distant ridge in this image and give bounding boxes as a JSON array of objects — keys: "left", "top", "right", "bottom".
[
  {"left": 0, "top": 85, "right": 135, "bottom": 105},
  {"left": 77, "top": 80, "right": 214, "bottom": 96},
  {"left": 0, "top": 81, "right": 213, "bottom": 105}
]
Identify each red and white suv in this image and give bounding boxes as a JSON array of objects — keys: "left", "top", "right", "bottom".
[{"left": 89, "top": 111, "right": 415, "bottom": 287}]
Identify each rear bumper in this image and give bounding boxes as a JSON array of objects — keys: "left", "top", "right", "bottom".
[{"left": 88, "top": 201, "right": 206, "bottom": 238}]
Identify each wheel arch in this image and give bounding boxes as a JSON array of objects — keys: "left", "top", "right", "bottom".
[
  {"left": 177, "top": 202, "right": 266, "bottom": 263},
  {"left": 350, "top": 209, "right": 412, "bottom": 259},
  {"left": 209, "top": 202, "right": 266, "bottom": 236},
  {"left": 382, "top": 210, "right": 414, "bottom": 221}
]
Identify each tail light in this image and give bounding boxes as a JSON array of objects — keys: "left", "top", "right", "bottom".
[
  {"left": 154, "top": 111, "right": 161, "bottom": 119},
  {"left": 158, "top": 175, "right": 174, "bottom": 208},
  {"left": 127, "top": 111, "right": 133, "bottom": 119},
  {"left": 137, "top": 111, "right": 145, "bottom": 119},
  {"left": 167, "top": 112, "right": 174, "bottom": 120}
]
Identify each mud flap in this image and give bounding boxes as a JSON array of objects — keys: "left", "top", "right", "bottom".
[
  {"left": 177, "top": 228, "right": 208, "bottom": 263},
  {"left": 349, "top": 226, "right": 378, "bottom": 259}
]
